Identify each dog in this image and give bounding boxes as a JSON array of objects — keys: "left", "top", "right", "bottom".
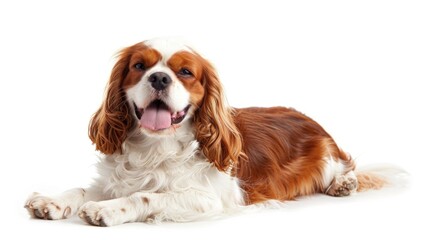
[{"left": 25, "top": 38, "right": 386, "bottom": 226}]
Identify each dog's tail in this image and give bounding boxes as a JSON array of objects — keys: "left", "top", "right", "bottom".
[{"left": 355, "top": 164, "right": 409, "bottom": 192}]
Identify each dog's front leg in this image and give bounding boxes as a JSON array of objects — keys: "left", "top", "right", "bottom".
[
  {"left": 25, "top": 187, "right": 104, "bottom": 220},
  {"left": 79, "top": 191, "right": 224, "bottom": 226}
]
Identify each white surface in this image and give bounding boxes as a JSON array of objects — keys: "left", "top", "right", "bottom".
[{"left": 0, "top": 0, "right": 427, "bottom": 239}]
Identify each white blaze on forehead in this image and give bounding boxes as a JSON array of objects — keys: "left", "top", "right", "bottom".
[
  {"left": 126, "top": 38, "right": 193, "bottom": 114},
  {"left": 144, "top": 38, "right": 193, "bottom": 62}
]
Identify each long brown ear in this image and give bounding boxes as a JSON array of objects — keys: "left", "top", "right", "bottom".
[
  {"left": 194, "top": 58, "right": 245, "bottom": 172},
  {"left": 88, "top": 47, "right": 136, "bottom": 154}
]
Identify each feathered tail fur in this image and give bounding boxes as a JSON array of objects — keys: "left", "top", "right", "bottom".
[{"left": 355, "top": 164, "right": 409, "bottom": 192}]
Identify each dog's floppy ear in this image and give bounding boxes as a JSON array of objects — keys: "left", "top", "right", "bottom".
[
  {"left": 194, "top": 58, "right": 245, "bottom": 172},
  {"left": 88, "top": 46, "right": 137, "bottom": 154}
]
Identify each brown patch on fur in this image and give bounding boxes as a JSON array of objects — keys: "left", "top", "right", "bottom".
[
  {"left": 234, "top": 107, "right": 353, "bottom": 204},
  {"left": 168, "top": 51, "right": 205, "bottom": 106},
  {"left": 123, "top": 46, "right": 162, "bottom": 89},
  {"left": 357, "top": 172, "right": 386, "bottom": 191},
  {"left": 51, "top": 203, "right": 61, "bottom": 211},
  {"left": 120, "top": 208, "right": 126, "bottom": 213},
  {"left": 142, "top": 197, "right": 149, "bottom": 204}
]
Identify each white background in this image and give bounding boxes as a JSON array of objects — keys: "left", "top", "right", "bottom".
[{"left": 0, "top": 0, "right": 428, "bottom": 239}]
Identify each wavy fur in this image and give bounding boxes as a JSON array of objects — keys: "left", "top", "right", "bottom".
[
  {"left": 194, "top": 57, "right": 246, "bottom": 172},
  {"left": 88, "top": 46, "right": 137, "bottom": 154}
]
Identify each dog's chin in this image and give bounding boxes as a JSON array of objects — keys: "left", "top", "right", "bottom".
[{"left": 139, "top": 123, "right": 185, "bottom": 137}]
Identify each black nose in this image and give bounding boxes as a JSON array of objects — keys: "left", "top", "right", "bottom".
[{"left": 148, "top": 72, "right": 172, "bottom": 91}]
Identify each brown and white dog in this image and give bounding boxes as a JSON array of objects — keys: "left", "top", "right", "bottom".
[{"left": 25, "top": 38, "right": 386, "bottom": 226}]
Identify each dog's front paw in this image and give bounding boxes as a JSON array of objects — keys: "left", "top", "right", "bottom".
[
  {"left": 78, "top": 201, "right": 123, "bottom": 227},
  {"left": 24, "top": 193, "right": 71, "bottom": 220}
]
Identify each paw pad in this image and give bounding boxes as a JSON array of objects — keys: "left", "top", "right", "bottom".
[{"left": 326, "top": 173, "right": 358, "bottom": 197}]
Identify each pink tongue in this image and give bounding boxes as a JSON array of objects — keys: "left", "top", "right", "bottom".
[{"left": 140, "top": 104, "right": 172, "bottom": 130}]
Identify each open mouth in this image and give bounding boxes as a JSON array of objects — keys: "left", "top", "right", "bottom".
[{"left": 133, "top": 100, "right": 190, "bottom": 131}]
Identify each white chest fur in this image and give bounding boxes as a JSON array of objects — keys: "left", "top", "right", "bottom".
[{"left": 93, "top": 130, "right": 244, "bottom": 208}]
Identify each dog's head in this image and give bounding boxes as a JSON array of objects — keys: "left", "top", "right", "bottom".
[{"left": 89, "top": 38, "right": 242, "bottom": 171}]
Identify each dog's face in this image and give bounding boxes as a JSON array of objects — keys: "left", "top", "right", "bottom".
[{"left": 123, "top": 39, "right": 205, "bottom": 135}]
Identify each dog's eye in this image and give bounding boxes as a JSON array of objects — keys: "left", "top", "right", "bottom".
[
  {"left": 178, "top": 68, "right": 193, "bottom": 77},
  {"left": 134, "top": 63, "right": 145, "bottom": 70}
]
